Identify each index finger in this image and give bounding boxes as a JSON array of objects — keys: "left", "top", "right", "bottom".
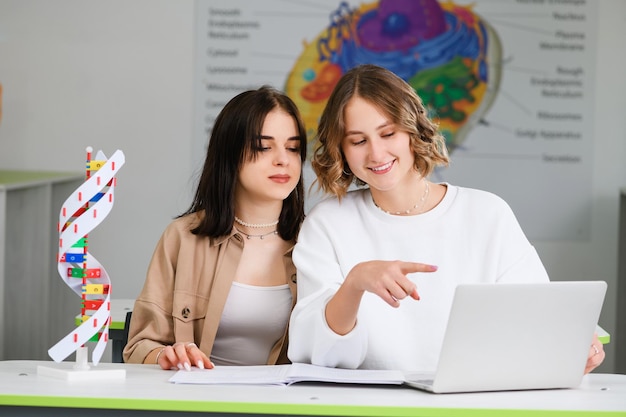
[{"left": 400, "top": 262, "right": 438, "bottom": 274}]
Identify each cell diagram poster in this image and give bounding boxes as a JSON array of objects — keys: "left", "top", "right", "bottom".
[{"left": 193, "top": 0, "right": 596, "bottom": 241}]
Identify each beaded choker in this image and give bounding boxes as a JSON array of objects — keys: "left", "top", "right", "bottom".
[{"left": 234, "top": 216, "right": 279, "bottom": 228}]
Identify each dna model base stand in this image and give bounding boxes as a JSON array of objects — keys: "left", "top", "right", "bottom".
[{"left": 37, "top": 347, "right": 126, "bottom": 381}]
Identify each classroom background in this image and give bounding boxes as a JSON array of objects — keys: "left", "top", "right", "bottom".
[{"left": 0, "top": 0, "right": 625, "bottom": 374}]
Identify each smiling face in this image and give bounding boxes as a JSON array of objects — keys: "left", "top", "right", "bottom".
[
  {"left": 341, "top": 96, "right": 416, "bottom": 194},
  {"left": 236, "top": 108, "right": 302, "bottom": 205}
]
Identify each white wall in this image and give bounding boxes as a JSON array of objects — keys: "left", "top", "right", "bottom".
[
  {"left": 0, "top": 0, "right": 196, "bottom": 300},
  {"left": 532, "top": 1, "right": 626, "bottom": 373},
  {"left": 0, "top": 0, "right": 624, "bottom": 372}
]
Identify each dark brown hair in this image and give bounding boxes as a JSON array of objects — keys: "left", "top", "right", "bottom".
[{"left": 181, "top": 86, "right": 307, "bottom": 240}]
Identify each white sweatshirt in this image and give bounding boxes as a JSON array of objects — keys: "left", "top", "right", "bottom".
[{"left": 288, "top": 184, "right": 549, "bottom": 372}]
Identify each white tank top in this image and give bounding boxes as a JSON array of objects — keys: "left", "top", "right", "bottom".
[{"left": 210, "top": 282, "right": 292, "bottom": 366}]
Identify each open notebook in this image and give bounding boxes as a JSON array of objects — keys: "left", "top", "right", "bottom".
[{"left": 170, "top": 281, "right": 607, "bottom": 394}]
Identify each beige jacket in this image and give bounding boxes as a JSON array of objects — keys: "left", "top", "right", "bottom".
[{"left": 123, "top": 213, "right": 297, "bottom": 364}]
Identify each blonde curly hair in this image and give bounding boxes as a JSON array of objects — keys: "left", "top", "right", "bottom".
[{"left": 312, "top": 64, "right": 449, "bottom": 199}]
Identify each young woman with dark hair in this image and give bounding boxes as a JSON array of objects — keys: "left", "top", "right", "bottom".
[{"left": 124, "top": 86, "right": 307, "bottom": 370}]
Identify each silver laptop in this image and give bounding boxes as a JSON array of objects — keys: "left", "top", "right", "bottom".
[{"left": 404, "top": 281, "right": 607, "bottom": 393}]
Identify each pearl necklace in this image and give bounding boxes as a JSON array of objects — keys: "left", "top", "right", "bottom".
[
  {"left": 235, "top": 226, "right": 278, "bottom": 240},
  {"left": 234, "top": 216, "right": 279, "bottom": 228},
  {"left": 374, "top": 180, "right": 430, "bottom": 215}
]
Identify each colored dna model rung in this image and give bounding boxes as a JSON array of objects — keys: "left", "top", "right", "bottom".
[{"left": 48, "top": 147, "right": 125, "bottom": 365}]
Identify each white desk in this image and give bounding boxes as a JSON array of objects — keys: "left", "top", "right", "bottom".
[{"left": 0, "top": 361, "right": 625, "bottom": 416}]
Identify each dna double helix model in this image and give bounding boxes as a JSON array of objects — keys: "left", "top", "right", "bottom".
[{"left": 48, "top": 147, "right": 125, "bottom": 365}]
